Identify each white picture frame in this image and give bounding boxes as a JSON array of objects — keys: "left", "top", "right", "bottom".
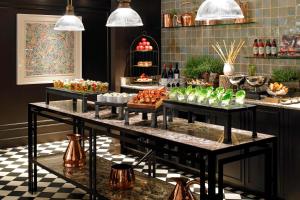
[{"left": 16, "top": 14, "right": 82, "bottom": 85}]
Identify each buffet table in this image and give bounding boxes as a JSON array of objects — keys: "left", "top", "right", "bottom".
[{"left": 28, "top": 100, "right": 277, "bottom": 200}]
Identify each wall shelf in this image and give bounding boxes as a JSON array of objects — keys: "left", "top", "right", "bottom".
[
  {"left": 244, "top": 56, "right": 300, "bottom": 60},
  {"left": 162, "top": 20, "right": 255, "bottom": 29}
]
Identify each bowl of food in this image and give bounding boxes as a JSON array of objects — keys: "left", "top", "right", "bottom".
[
  {"left": 267, "top": 82, "right": 289, "bottom": 97},
  {"left": 229, "top": 75, "right": 247, "bottom": 86},
  {"left": 246, "top": 76, "right": 267, "bottom": 87}
]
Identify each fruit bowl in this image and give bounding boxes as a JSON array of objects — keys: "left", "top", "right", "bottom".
[
  {"left": 229, "top": 75, "right": 247, "bottom": 86},
  {"left": 266, "top": 82, "right": 289, "bottom": 97}
]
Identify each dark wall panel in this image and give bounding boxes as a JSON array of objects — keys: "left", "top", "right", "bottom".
[
  {"left": 110, "top": 0, "right": 161, "bottom": 91},
  {"left": 0, "top": 0, "right": 110, "bottom": 147}
]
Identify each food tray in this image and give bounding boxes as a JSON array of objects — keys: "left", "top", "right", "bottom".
[{"left": 127, "top": 97, "right": 165, "bottom": 110}]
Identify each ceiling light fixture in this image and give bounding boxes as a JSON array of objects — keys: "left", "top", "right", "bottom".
[
  {"left": 106, "top": 0, "right": 143, "bottom": 27},
  {"left": 54, "top": 0, "right": 85, "bottom": 31},
  {"left": 195, "top": 0, "right": 244, "bottom": 21}
]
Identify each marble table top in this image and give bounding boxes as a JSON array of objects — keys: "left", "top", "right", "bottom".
[{"left": 31, "top": 100, "right": 275, "bottom": 152}]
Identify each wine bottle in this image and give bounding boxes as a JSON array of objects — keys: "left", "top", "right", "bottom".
[
  {"left": 271, "top": 39, "right": 277, "bottom": 57},
  {"left": 258, "top": 39, "right": 265, "bottom": 57},
  {"left": 174, "top": 63, "right": 180, "bottom": 79},
  {"left": 253, "top": 39, "right": 259, "bottom": 57},
  {"left": 168, "top": 64, "right": 174, "bottom": 79},
  {"left": 162, "top": 64, "right": 168, "bottom": 78},
  {"left": 266, "top": 39, "right": 271, "bottom": 57}
]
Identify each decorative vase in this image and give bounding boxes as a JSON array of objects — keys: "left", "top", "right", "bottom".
[{"left": 223, "top": 63, "right": 235, "bottom": 76}]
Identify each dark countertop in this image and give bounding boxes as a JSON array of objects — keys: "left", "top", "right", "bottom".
[
  {"left": 38, "top": 153, "right": 179, "bottom": 200},
  {"left": 30, "top": 100, "right": 275, "bottom": 152}
]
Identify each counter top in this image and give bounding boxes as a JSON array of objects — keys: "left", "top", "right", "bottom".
[
  {"left": 30, "top": 100, "right": 275, "bottom": 152},
  {"left": 245, "top": 98, "right": 300, "bottom": 111},
  {"left": 120, "top": 84, "right": 162, "bottom": 90}
]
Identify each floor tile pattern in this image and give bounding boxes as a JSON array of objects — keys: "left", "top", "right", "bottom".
[{"left": 0, "top": 136, "right": 264, "bottom": 200}]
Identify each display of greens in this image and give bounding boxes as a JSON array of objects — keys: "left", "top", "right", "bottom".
[
  {"left": 169, "top": 86, "right": 246, "bottom": 106},
  {"left": 271, "top": 68, "right": 299, "bottom": 83}
]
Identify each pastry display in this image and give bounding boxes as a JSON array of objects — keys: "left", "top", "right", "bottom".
[
  {"left": 137, "top": 61, "right": 152, "bottom": 67},
  {"left": 136, "top": 73, "right": 153, "bottom": 82},
  {"left": 267, "top": 82, "right": 289, "bottom": 96},
  {"left": 132, "top": 88, "right": 167, "bottom": 105},
  {"left": 53, "top": 79, "right": 109, "bottom": 93}
]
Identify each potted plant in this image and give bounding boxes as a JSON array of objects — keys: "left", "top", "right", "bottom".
[
  {"left": 271, "top": 68, "right": 300, "bottom": 89},
  {"left": 183, "top": 55, "right": 223, "bottom": 83}
]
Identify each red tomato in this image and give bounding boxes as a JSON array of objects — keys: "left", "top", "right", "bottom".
[
  {"left": 139, "top": 46, "right": 145, "bottom": 50},
  {"left": 148, "top": 46, "right": 153, "bottom": 51},
  {"left": 142, "top": 41, "right": 147, "bottom": 46},
  {"left": 138, "top": 42, "right": 143, "bottom": 46},
  {"left": 146, "top": 42, "right": 150, "bottom": 46},
  {"left": 141, "top": 37, "right": 147, "bottom": 42},
  {"left": 144, "top": 46, "right": 149, "bottom": 50},
  {"left": 136, "top": 46, "right": 140, "bottom": 51}
]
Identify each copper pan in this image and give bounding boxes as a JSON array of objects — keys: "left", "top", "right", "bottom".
[{"left": 109, "top": 150, "right": 154, "bottom": 190}]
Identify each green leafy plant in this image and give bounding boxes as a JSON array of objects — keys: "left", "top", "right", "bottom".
[
  {"left": 271, "top": 68, "right": 299, "bottom": 82},
  {"left": 183, "top": 55, "right": 223, "bottom": 79}
]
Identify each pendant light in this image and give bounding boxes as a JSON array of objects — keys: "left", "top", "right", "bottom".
[
  {"left": 106, "top": 0, "right": 143, "bottom": 27},
  {"left": 195, "top": 0, "right": 244, "bottom": 21},
  {"left": 54, "top": 0, "right": 85, "bottom": 31}
]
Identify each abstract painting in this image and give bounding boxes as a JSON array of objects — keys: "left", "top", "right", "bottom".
[{"left": 17, "top": 14, "right": 82, "bottom": 85}]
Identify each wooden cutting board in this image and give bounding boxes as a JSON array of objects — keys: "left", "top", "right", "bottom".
[{"left": 127, "top": 97, "right": 166, "bottom": 110}]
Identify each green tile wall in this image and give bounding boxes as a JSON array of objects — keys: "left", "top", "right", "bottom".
[{"left": 161, "top": 0, "right": 300, "bottom": 76}]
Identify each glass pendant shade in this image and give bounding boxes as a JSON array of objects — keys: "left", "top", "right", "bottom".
[
  {"left": 54, "top": 0, "right": 85, "bottom": 31},
  {"left": 106, "top": 0, "right": 143, "bottom": 27},
  {"left": 54, "top": 15, "right": 84, "bottom": 31},
  {"left": 195, "top": 0, "right": 244, "bottom": 21}
]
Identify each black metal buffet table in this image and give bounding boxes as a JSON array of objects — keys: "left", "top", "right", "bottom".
[{"left": 28, "top": 100, "right": 277, "bottom": 200}]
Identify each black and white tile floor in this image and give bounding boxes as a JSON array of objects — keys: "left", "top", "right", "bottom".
[{"left": 0, "top": 136, "right": 264, "bottom": 200}]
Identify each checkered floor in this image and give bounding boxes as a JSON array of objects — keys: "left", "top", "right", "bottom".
[{"left": 0, "top": 136, "right": 264, "bottom": 200}]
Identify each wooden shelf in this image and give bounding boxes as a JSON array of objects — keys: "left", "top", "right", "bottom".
[
  {"left": 162, "top": 20, "right": 255, "bottom": 29},
  {"left": 133, "top": 65, "right": 159, "bottom": 68},
  {"left": 244, "top": 56, "right": 300, "bottom": 60}
]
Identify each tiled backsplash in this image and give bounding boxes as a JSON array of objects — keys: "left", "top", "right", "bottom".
[{"left": 161, "top": 0, "right": 300, "bottom": 76}]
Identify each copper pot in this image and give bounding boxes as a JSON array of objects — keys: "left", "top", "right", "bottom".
[
  {"left": 163, "top": 13, "right": 173, "bottom": 27},
  {"left": 177, "top": 13, "right": 195, "bottom": 27},
  {"left": 168, "top": 177, "right": 206, "bottom": 200},
  {"left": 109, "top": 150, "right": 154, "bottom": 190},
  {"left": 63, "top": 134, "right": 86, "bottom": 168}
]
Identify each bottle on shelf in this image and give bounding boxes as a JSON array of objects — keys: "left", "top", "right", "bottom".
[
  {"left": 174, "top": 63, "right": 180, "bottom": 79},
  {"left": 258, "top": 39, "right": 265, "bottom": 57},
  {"left": 266, "top": 39, "right": 271, "bottom": 57},
  {"left": 253, "top": 39, "right": 259, "bottom": 57},
  {"left": 162, "top": 64, "right": 168, "bottom": 79},
  {"left": 271, "top": 39, "right": 278, "bottom": 57},
  {"left": 168, "top": 64, "right": 174, "bottom": 79}
]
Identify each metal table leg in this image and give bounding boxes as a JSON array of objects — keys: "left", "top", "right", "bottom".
[
  {"left": 111, "top": 106, "right": 117, "bottom": 114},
  {"left": 252, "top": 107, "right": 257, "bottom": 138},
  {"left": 224, "top": 113, "right": 232, "bottom": 144},
  {"left": 95, "top": 105, "right": 100, "bottom": 119},
  {"left": 82, "top": 97, "right": 87, "bottom": 112},
  {"left": 124, "top": 108, "right": 129, "bottom": 125},
  {"left": 33, "top": 111, "right": 38, "bottom": 192},
  {"left": 46, "top": 91, "right": 50, "bottom": 105},
  {"left": 28, "top": 105, "right": 33, "bottom": 193},
  {"left": 200, "top": 156, "right": 207, "bottom": 200},
  {"left": 119, "top": 107, "right": 125, "bottom": 120},
  {"left": 163, "top": 106, "right": 168, "bottom": 129},
  {"left": 207, "top": 154, "right": 217, "bottom": 199},
  {"left": 151, "top": 112, "right": 157, "bottom": 128},
  {"left": 142, "top": 113, "right": 148, "bottom": 120},
  {"left": 89, "top": 128, "right": 97, "bottom": 200}
]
